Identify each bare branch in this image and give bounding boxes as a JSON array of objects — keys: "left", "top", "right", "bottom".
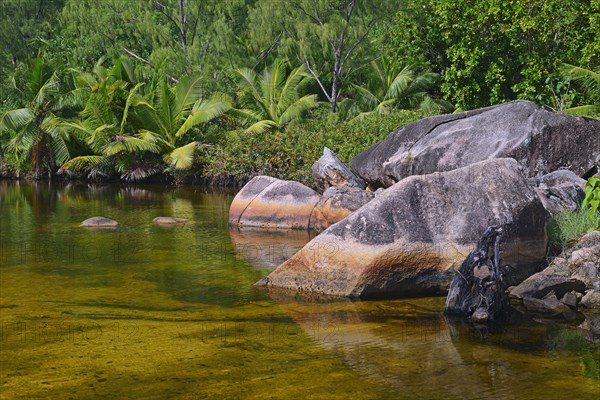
[
  {"left": 302, "top": 54, "right": 331, "bottom": 102},
  {"left": 122, "top": 47, "right": 179, "bottom": 83}
]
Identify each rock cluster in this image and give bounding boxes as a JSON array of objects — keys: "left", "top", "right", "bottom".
[
  {"left": 226, "top": 101, "right": 600, "bottom": 299},
  {"left": 509, "top": 230, "right": 600, "bottom": 315}
]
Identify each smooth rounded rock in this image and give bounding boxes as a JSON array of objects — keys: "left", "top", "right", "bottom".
[
  {"left": 153, "top": 217, "right": 189, "bottom": 224},
  {"left": 80, "top": 217, "right": 120, "bottom": 228}
]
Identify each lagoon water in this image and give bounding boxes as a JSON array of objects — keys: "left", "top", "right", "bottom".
[{"left": 0, "top": 181, "right": 598, "bottom": 399}]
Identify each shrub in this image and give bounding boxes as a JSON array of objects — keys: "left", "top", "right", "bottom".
[{"left": 202, "top": 109, "right": 424, "bottom": 187}]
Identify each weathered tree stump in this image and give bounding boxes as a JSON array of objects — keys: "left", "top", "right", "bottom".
[{"left": 445, "top": 226, "right": 509, "bottom": 322}]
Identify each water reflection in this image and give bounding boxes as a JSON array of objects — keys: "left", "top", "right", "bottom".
[
  {"left": 266, "top": 289, "right": 600, "bottom": 399},
  {"left": 229, "top": 227, "right": 314, "bottom": 269}
]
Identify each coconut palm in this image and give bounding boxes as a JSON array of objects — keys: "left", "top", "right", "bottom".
[
  {"left": 0, "top": 58, "right": 84, "bottom": 178},
  {"left": 342, "top": 60, "right": 452, "bottom": 120},
  {"left": 62, "top": 72, "right": 231, "bottom": 180},
  {"left": 562, "top": 64, "right": 600, "bottom": 118},
  {"left": 59, "top": 75, "right": 158, "bottom": 180},
  {"left": 233, "top": 59, "right": 318, "bottom": 134}
]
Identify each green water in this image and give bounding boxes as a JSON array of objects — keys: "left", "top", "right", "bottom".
[{"left": 0, "top": 181, "right": 598, "bottom": 399}]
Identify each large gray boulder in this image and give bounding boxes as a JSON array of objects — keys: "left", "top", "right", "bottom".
[
  {"left": 529, "top": 170, "right": 586, "bottom": 215},
  {"left": 228, "top": 176, "right": 321, "bottom": 229},
  {"left": 351, "top": 100, "right": 600, "bottom": 188},
  {"left": 311, "top": 147, "right": 366, "bottom": 192},
  {"left": 308, "top": 187, "right": 375, "bottom": 233},
  {"left": 257, "top": 158, "right": 548, "bottom": 298}
]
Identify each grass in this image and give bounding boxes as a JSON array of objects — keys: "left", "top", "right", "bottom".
[{"left": 548, "top": 208, "right": 600, "bottom": 249}]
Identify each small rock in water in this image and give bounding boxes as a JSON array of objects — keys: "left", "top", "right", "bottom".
[
  {"left": 522, "top": 294, "right": 571, "bottom": 316},
  {"left": 153, "top": 217, "right": 189, "bottom": 224},
  {"left": 80, "top": 217, "right": 119, "bottom": 228},
  {"left": 471, "top": 307, "right": 489, "bottom": 323},
  {"left": 560, "top": 291, "right": 578, "bottom": 309}
]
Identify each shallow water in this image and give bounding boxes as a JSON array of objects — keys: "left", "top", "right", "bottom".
[{"left": 0, "top": 180, "right": 598, "bottom": 399}]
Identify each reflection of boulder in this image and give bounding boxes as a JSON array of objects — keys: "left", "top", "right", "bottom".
[
  {"left": 229, "top": 228, "right": 314, "bottom": 269},
  {"left": 266, "top": 289, "right": 598, "bottom": 398},
  {"left": 259, "top": 159, "right": 548, "bottom": 298},
  {"left": 265, "top": 290, "right": 529, "bottom": 399}
]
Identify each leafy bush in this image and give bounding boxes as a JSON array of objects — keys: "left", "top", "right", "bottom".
[
  {"left": 582, "top": 176, "right": 600, "bottom": 214},
  {"left": 202, "top": 109, "right": 424, "bottom": 187}
]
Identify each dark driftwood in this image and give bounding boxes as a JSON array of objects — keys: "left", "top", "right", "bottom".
[{"left": 445, "top": 226, "right": 509, "bottom": 322}]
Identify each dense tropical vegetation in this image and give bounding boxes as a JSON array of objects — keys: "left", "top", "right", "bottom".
[{"left": 1, "top": 0, "right": 598, "bottom": 185}]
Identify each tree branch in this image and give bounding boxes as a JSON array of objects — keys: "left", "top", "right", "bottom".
[
  {"left": 302, "top": 54, "right": 331, "bottom": 102},
  {"left": 122, "top": 47, "right": 178, "bottom": 83}
]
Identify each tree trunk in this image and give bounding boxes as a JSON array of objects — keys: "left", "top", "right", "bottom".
[{"left": 445, "top": 226, "right": 509, "bottom": 323}]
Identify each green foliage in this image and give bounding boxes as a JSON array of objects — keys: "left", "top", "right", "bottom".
[
  {"left": 582, "top": 176, "right": 600, "bottom": 214},
  {"left": 548, "top": 208, "right": 600, "bottom": 249},
  {"left": 233, "top": 59, "right": 318, "bottom": 133},
  {"left": 203, "top": 109, "right": 422, "bottom": 186},
  {"left": 386, "top": 0, "right": 599, "bottom": 110},
  {"left": 0, "top": 57, "right": 83, "bottom": 177},
  {"left": 561, "top": 64, "right": 600, "bottom": 118}
]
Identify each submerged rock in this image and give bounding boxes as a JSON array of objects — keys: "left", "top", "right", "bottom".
[
  {"left": 153, "top": 217, "right": 189, "bottom": 224},
  {"left": 350, "top": 100, "right": 600, "bottom": 188},
  {"left": 257, "top": 158, "right": 548, "bottom": 298},
  {"left": 80, "top": 217, "right": 120, "bottom": 228},
  {"left": 311, "top": 147, "right": 366, "bottom": 192}
]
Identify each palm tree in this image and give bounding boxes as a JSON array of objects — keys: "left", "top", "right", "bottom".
[
  {"left": 133, "top": 74, "right": 232, "bottom": 171},
  {"left": 233, "top": 59, "right": 318, "bottom": 134},
  {"left": 0, "top": 58, "right": 83, "bottom": 178},
  {"left": 342, "top": 60, "right": 452, "bottom": 120},
  {"left": 61, "top": 72, "right": 231, "bottom": 180},
  {"left": 59, "top": 74, "right": 158, "bottom": 180},
  {"left": 562, "top": 64, "right": 600, "bottom": 118}
]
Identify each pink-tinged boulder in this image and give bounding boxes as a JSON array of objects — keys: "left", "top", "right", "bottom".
[
  {"left": 229, "top": 176, "right": 321, "bottom": 229},
  {"left": 257, "top": 158, "right": 548, "bottom": 298},
  {"left": 308, "top": 187, "right": 375, "bottom": 233}
]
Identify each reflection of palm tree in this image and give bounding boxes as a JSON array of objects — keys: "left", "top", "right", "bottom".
[
  {"left": 562, "top": 64, "right": 600, "bottom": 117},
  {"left": 233, "top": 59, "right": 318, "bottom": 134},
  {"left": 0, "top": 58, "right": 83, "bottom": 178}
]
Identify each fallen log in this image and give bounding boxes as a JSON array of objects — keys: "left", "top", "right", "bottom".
[{"left": 445, "top": 226, "right": 509, "bottom": 322}]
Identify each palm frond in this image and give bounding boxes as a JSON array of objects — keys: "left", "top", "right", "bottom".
[
  {"left": 103, "top": 135, "right": 160, "bottom": 156},
  {"left": 175, "top": 74, "right": 203, "bottom": 115},
  {"left": 175, "top": 95, "right": 231, "bottom": 139},
  {"left": 245, "top": 119, "right": 278, "bottom": 134},
  {"left": 164, "top": 141, "right": 197, "bottom": 170},
  {"left": 60, "top": 155, "right": 107, "bottom": 172},
  {"left": 278, "top": 94, "right": 318, "bottom": 126},
  {"left": 0, "top": 108, "right": 34, "bottom": 132}
]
